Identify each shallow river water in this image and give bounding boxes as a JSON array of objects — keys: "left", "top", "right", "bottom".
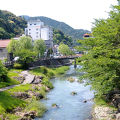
[{"left": 35, "top": 65, "right": 94, "bottom": 120}]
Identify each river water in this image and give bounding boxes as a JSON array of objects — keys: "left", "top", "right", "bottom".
[{"left": 35, "top": 65, "right": 94, "bottom": 120}]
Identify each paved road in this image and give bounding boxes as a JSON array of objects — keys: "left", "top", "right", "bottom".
[{"left": 0, "top": 84, "right": 20, "bottom": 92}]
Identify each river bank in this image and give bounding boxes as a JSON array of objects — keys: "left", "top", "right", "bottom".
[
  {"left": 92, "top": 97, "right": 119, "bottom": 120},
  {"left": 0, "top": 66, "right": 69, "bottom": 120}
]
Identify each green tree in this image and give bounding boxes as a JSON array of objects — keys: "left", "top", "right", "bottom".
[
  {"left": 18, "top": 36, "right": 33, "bottom": 50},
  {"left": 58, "top": 43, "right": 72, "bottom": 56},
  {"left": 7, "top": 39, "right": 18, "bottom": 55},
  {"left": 17, "top": 49, "right": 36, "bottom": 69},
  {"left": 34, "top": 39, "right": 46, "bottom": 58},
  {"left": 78, "top": 3, "right": 120, "bottom": 97},
  {"left": 0, "top": 60, "right": 8, "bottom": 82}
]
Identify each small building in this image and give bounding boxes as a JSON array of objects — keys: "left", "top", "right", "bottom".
[
  {"left": 25, "top": 19, "right": 53, "bottom": 48},
  {"left": 0, "top": 40, "right": 11, "bottom": 60},
  {"left": 83, "top": 33, "right": 90, "bottom": 37}
]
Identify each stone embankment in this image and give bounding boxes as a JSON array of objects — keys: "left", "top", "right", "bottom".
[
  {"left": 92, "top": 106, "right": 116, "bottom": 120},
  {"left": 0, "top": 70, "right": 50, "bottom": 120}
]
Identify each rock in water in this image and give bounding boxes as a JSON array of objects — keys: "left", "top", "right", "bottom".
[{"left": 71, "top": 91, "right": 77, "bottom": 95}]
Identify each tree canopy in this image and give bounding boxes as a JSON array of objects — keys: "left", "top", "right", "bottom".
[
  {"left": 0, "top": 10, "right": 26, "bottom": 39},
  {"left": 34, "top": 39, "right": 46, "bottom": 58},
  {"left": 78, "top": 3, "right": 120, "bottom": 97},
  {"left": 58, "top": 43, "right": 74, "bottom": 56},
  {"left": 53, "top": 29, "right": 73, "bottom": 46}
]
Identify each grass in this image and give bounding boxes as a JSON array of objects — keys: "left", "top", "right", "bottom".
[
  {"left": 8, "top": 84, "right": 32, "bottom": 93},
  {"left": 94, "top": 97, "right": 117, "bottom": 110},
  {"left": 0, "top": 69, "right": 22, "bottom": 88},
  {"left": 0, "top": 91, "right": 26, "bottom": 115},
  {"left": 52, "top": 66, "right": 69, "bottom": 75},
  {"left": 30, "top": 66, "right": 69, "bottom": 89},
  {"left": 30, "top": 66, "right": 69, "bottom": 77},
  {"left": 25, "top": 100, "right": 46, "bottom": 117}
]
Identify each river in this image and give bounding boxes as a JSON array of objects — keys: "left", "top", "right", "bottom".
[{"left": 35, "top": 65, "right": 94, "bottom": 120}]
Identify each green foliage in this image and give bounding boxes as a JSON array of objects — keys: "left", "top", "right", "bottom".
[
  {"left": 17, "top": 49, "right": 36, "bottom": 69},
  {"left": 7, "top": 39, "right": 18, "bottom": 54},
  {"left": 0, "top": 91, "right": 26, "bottom": 114},
  {"left": 53, "top": 29, "right": 73, "bottom": 46},
  {"left": 0, "top": 60, "right": 8, "bottom": 82},
  {"left": 34, "top": 39, "right": 46, "bottom": 58},
  {"left": 13, "top": 63, "right": 23, "bottom": 69},
  {"left": 52, "top": 66, "right": 69, "bottom": 75},
  {"left": 25, "top": 100, "right": 46, "bottom": 117},
  {"left": 0, "top": 78, "right": 19, "bottom": 89},
  {"left": 78, "top": 4, "right": 120, "bottom": 97},
  {"left": 7, "top": 36, "right": 37, "bottom": 69},
  {"left": 58, "top": 43, "right": 74, "bottom": 56},
  {"left": 42, "top": 78, "right": 53, "bottom": 89},
  {"left": 0, "top": 10, "right": 26, "bottom": 39},
  {"left": 30, "top": 66, "right": 55, "bottom": 78},
  {"left": 8, "top": 84, "right": 32, "bottom": 93}
]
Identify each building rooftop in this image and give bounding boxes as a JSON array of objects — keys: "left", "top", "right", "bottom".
[{"left": 0, "top": 39, "right": 11, "bottom": 48}]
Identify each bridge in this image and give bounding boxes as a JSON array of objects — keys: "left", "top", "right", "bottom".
[
  {"left": 29, "top": 54, "right": 82, "bottom": 68},
  {"left": 4, "top": 54, "right": 82, "bottom": 68}
]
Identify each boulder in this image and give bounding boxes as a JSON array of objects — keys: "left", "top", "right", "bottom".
[
  {"left": 14, "top": 92, "right": 30, "bottom": 99},
  {"left": 71, "top": 91, "right": 77, "bottom": 95},
  {"left": 12, "top": 76, "right": 25, "bottom": 83},
  {"left": 67, "top": 77, "right": 75, "bottom": 82},
  {"left": 19, "top": 111, "right": 37, "bottom": 120},
  {"left": 52, "top": 103, "right": 59, "bottom": 108},
  {"left": 116, "top": 113, "right": 120, "bottom": 120},
  {"left": 22, "top": 74, "right": 35, "bottom": 84},
  {"left": 32, "top": 76, "right": 42, "bottom": 84},
  {"left": 35, "top": 93, "right": 44, "bottom": 100}
]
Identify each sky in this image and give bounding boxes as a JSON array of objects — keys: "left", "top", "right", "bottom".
[{"left": 0, "top": 0, "right": 118, "bottom": 31}]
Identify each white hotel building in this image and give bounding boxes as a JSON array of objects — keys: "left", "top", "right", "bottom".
[{"left": 25, "top": 19, "right": 53, "bottom": 48}]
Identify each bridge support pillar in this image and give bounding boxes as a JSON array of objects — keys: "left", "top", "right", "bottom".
[{"left": 74, "top": 59, "right": 77, "bottom": 69}]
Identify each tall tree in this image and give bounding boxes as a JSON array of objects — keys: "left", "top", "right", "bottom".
[
  {"left": 78, "top": 3, "right": 120, "bottom": 97},
  {"left": 58, "top": 43, "right": 73, "bottom": 56},
  {"left": 33, "top": 39, "right": 46, "bottom": 58}
]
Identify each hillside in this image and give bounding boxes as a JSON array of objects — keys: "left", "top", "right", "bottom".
[
  {"left": 0, "top": 10, "right": 27, "bottom": 39},
  {"left": 20, "top": 15, "right": 90, "bottom": 40}
]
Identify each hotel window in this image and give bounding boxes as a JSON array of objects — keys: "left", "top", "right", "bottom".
[
  {"left": 0, "top": 49, "right": 3, "bottom": 52},
  {"left": 36, "top": 32, "right": 38, "bottom": 34},
  {"left": 29, "top": 32, "right": 31, "bottom": 34},
  {"left": 30, "top": 24, "right": 32, "bottom": 25},
  {"left": 34, "top": 24, "right": 36, "bottom": 25},
  {"left": 36, "top": 28, "right": 38, "bottom": 31}
]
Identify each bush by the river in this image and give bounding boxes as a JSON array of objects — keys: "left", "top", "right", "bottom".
[{"left": 0, "top": 60, "right": 8, "bottom": 82}]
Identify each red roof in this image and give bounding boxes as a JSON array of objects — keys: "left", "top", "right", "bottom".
[{"left": 0, "top": 39, "right": 11, "bottom": 48}]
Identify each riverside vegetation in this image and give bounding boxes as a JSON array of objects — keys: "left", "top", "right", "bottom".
[
  {"left": 77, "top": 0, "right": 120, "bottom": 119},
  {"left": 0, "top": 60, "right": 69, "bottom": 120}
]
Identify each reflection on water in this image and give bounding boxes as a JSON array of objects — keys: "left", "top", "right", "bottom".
[{"left": 35, "top": 65, "right": 94, "bottom": 120}]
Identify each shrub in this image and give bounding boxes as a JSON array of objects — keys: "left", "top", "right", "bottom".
[
  {"left": 13, "top": 63, "right": 23, "bottom": 69},
  {"left": 25, "top": 100, "right": 46, "bottom": 117},
  {"left": 42, "top": 78, "right": 53, "bottom": 89},
  {"left": 0, "top": 60, "right": 8, "bottom": 82}
]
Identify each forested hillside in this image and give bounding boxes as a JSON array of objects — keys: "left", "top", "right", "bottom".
[
  {"left": 0, "top": 10, "right": 27, "bottom": 39},
  {"left": 53, "top": 29, "right": 73, "bottom": 46},
  {"left": 20, "top": 15, "right": 90, "bottom": 40}
]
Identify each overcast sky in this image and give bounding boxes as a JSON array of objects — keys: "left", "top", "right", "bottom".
[{"left": 0, "top": 0, "right": 118, "bottom": 31}]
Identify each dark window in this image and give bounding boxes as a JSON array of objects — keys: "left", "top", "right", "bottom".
[{"left": 0, "top": 49, "right": 3, "bottom": 52}]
